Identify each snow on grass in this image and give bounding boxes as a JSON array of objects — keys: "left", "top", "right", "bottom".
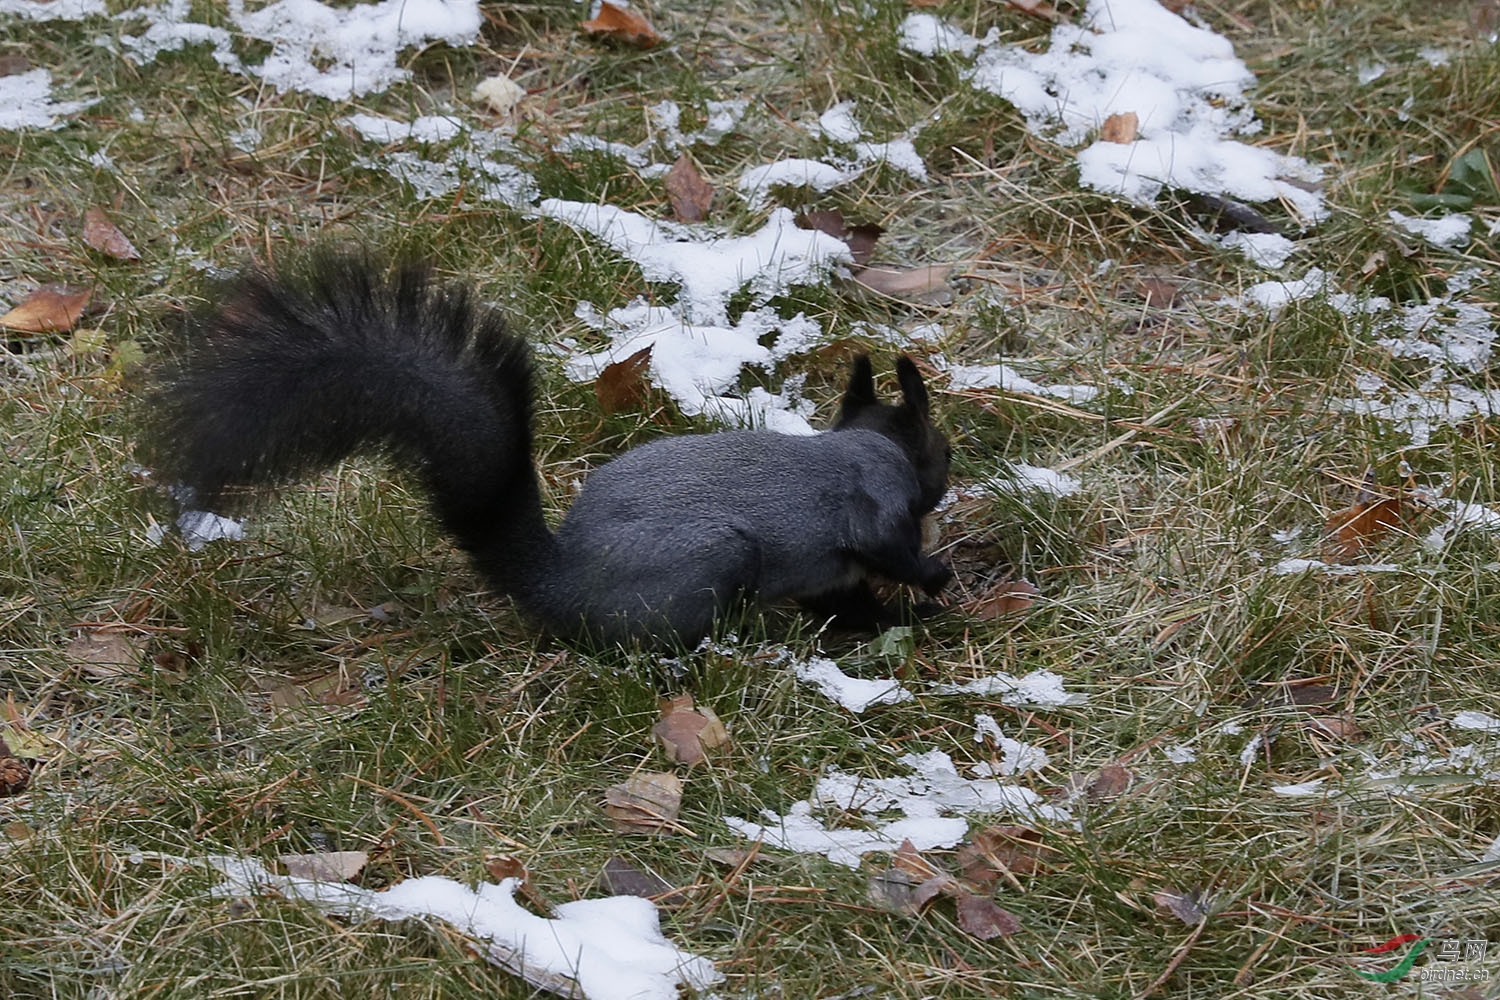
[
  {"left": 901, "top": 0, "right": 1326, "bottom": 223},
  {"left": 0, "top": 0, "right": 105, "bottom": 19},
  {"left": 945, "top": 361, "right": 1100, "bottom": 403},
  {"left": 1389, "top": 209, "right": 1472, "bottom": 249},
  {"left": 726, "top": 749, "right": 1072, "bottom": 867},
  {"left": 1452, "top": 711, "right": 1500, "bottom": 733},
  {"left": 986, "top": 465, "right": 1083, "bottom": 498},
  {"left": 341, "top": 112, "right": 465, "bottom": 144},
  {"left": 930, "top": 668, "right": 1087, "bottom": 707},
  {"left": 0, "top": 69, "right": 98, "bottom": 130},
  {"left": 1216, "top": 230, "right": 1297, "bottom": 269},
  {"left": 192, "top": 855, "right": 721, "bottom": 1000},
  {"left": 112, "top": 0, "right": 483, "bottom": 98},
  {"left": 535, "top": 203, "right": 850, "bottom": 327},
  {"left": 791, "top": 656, "right": 913, "bottom": 713},
  {"left": 1270, "top": 558, "right": 1401, "bottom": 576}
]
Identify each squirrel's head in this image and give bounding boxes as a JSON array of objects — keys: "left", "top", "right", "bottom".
[{"left": 834, "top": 355, "right": 951, "bottom": 513}]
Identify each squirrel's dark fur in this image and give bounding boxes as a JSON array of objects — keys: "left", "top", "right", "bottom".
[{"left": 144, "top": 254, "right": 952, "bottom": 646}]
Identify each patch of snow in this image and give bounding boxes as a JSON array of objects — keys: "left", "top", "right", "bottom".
[
  {"left": 815, "top": 101, "right": 863, "bottom": 143},
  {"left": 931, "top": 668, "right": 1086, "bottom": 707},
  {"left": 737, "top": 158, "right": 861, "bottom": 210},
  {"left": 342, "top": 113, "right": 465, "bottom": 144},
  {"left": 1423, "top": 498, "right": 1500, "bottom": 550},
  {"left": 727, "top": 749, "right": 1071, "bottom": 867},
  {"left": 536, "top": 203, "right": 851, "bottom": 326},
  {"left": 946, "top": 361, "right": 1099, "bottom": 403},
  {"left": 1271, "top": 778, "right": 1327, "bottom": 796},
  {"left": 0, "top": 69, "right": 98, "bottom": 130},
  {"left": 1164, "top": 744, "right": 1198, "bottom": 764},
  {"left": 561, "top": 301, "right": 821, "bottom": 434},
  {"left": 197, "top": 855, "right": 720, "bottom": 1000},
  {"left": 0, "top": 0, "right": 105, "bottom": 19},
  {"left": 1218, "top": 230, "right": 1296, "bottom": 269},
  {"left": 973, "top": 714, "right": 1049, "bottom": 776},
  {"left": 148, "top": 510, "right": 246, "bottom": 552},
  {"left": 901, "top": 0, "right": 1325, "bottom": 221},
  {"left": 1357, "top": 63, "right": 1386, "bottom": 84},
  {"left": 1239, "top": 733, "right": 1264, "bottom": 767},
  {"left": 1453, "top": 711, "right": 1500, "bottom": 733},
  {"left": 1389, "top": 210, "right": 1472, "bottom": 249},
  {"left": 792, "top": 656, "right": 912, "bottom": 713},
  {"left": 1271, "top": 558, "right": 1401, "bottom": 576},
  {"left": 1418, "top": 47, "right": 1450, "bottom": 68},
  {"left": 986, "top": 464, "right": 1082, "bottom": 499}
]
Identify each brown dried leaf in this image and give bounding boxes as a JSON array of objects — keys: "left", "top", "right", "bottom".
[
  {"left": 603, "top": 771, "right": 684, "bottom": 834},
  {"left": 652, "top": 693, "right": 729, "bottom": 766},
  {"left": 279, "top": 850, "right": 369, "bottom": 882},
  {"left": 64, "top": 629, "right": 144, "bottom": 678},
  {"left": 957, "top": 825, "right": 1048, "bottom": 885},
  {"left": 1100, "top": 111, "right": 1140, "bottom": 144},
  {"left": 266, "top": 668, "right": 366, "bottom": 711},
  {"left": 954, "top": 891, "right": 1023, "bottom": 939},
  {"left": 1325, "top": 497, "right": 1405, "bottom": 560},
  {"left": 1153, "top": 888, "right": 1209, "bottom": 925},
  {"left": 703, "top": 846, "right": 755, "bottom": 867},
  {"left": 0, "top": 285, "right": 91, "bottom": 334},
  {"left": 1137, "top": 277, "right": 1183, "bottom": 308},
  {"left": 600, "top": 856, "right": 673, "bottom": 897},
  {"left": 868, "top": 868, "right": 956, "bottom": 915},
  {"left": 0, "top": 734, "right": 31, "bottom": 797},
  {"left": 1084, "top": 762, "right": 1134, "bottom": 802},
  {"left": 595, "top": 345, "right": 654, "bottom": 415},
  {"left": 851, "top": 263, "right": 954, "bottom": 304},
  {"left": 82, "top": 207, "right": 141, "bottom": 261},
  {"left": 892, "top": 838, "right": 942, "bottom": 879},
  {"left": 581, "top": 1, "right": 661, "bottom": 47},
  {"left": 796, "top": 209, "right": 883, "bottom": 265},
  {"left": 1301, "top": 713, "right": 1364, "bottom": 741},
  {"left": 1006, "top": 0, "right": 1060, "bottom": 19},
  {"left": 967, "top": 580, "right": 1039, "bottom": 620},
  {"left": 484, "top": 855, "right": 529, "bottom": 883},
  {"left": 665, "top": 154, "right": 714, "bottom": 222}
]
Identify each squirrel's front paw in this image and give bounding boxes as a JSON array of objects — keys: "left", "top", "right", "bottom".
[{"left": 919, "top": 559, "right": 953, "bottom": 596}]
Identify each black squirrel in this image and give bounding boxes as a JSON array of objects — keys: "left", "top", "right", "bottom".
[{"left": 144, "top": 253, "right": 953, "bottom": 646}]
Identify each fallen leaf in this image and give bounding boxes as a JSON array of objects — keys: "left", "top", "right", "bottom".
[
  {"left": 279, "top": 851, "right": 369, "bottom": 882},
  {"left": 1100, "top": 111, "right": 1139, "bottom": 144},
  {"left": 954, "top": 891, "right": 1022, "bottom": 939},
  {"left": 484, "top": 855, "right": 529, "bottom": 883},
  {"left": 1153, "top": 888, "right": 1209, "bottom": 925},
  {"left": 82, "top": 207, "right": 141, "bottom": 261},
  {"left": 665, "top": 154, "right": 714, "bottom": 222},
  {"left": 1137, "top": 277, "right": 1183, "bottom": 308},
  {"left": 1084, "top": 762, "right": 1134, "bottom": 802},
  {"left": 1325, "top": 497, "right": 1405, "bottom": 560},
  {"left": 703, "top": 846, "right": 755, "bottom": 867},
  {"left": 0, "top": 285, "right": 91, "bottom": 334},
  {"left": 851, "top": 263, "right": 954, "bottom": 304},
  {"left": 600, "top": 856, "right": 673, "bottom": 897},
  {"left": 65, "top": 629, "right": 144, "bottom": 678},
  {"left": 651, "top": 694, "right": 729, "bottom": 766},
  {"left": 796, "top": 209, "right": 883, "bottom": 265},
  {"left": 967, "top": 580, "right": 1039, "bottom": 620},
  {"left": 957, "top": 825, "right": 1048, "bottom": 885},
  {"left": 868, "top": 868, "right": 956, "bottom": 915},
  {"left": 603, "top": 771, "right": 684, "bottom": 835},
  {"left": 595, "top": 345, "right": 654, "bottom": 414},
  {"left": 892, "top": 838, "right": 942, "bottom": 879},
  {"left": 0, "top": 736, "right": 31, "bottom": 796},
  {"left": 1301, "top": 713, "right": 1364, "bottom": 741},
  {"left": 1006, "top": 0, "right": 1060, "bottom": 19},
  {"left": 266, "top": 668, "right": 366, "bottom": 711},
  {"left": 581, "top": 1, "right": 662, "bottom": 47}
]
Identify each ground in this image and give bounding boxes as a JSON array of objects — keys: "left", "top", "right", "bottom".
[{"left": 2, "top": 0, "right": 1500, "bottom": 997}]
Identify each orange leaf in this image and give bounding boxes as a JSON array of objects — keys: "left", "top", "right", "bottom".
[
  {"left": 651, "top": 693, "right": 729, "bottom": 765},
  {"left": 82, "top": 207, "right": 140, "bottom": 261},
  {"left": 1325, "top": 497, "right": 1405, "bottom": 560},
  {"left": 796, "top": 209, "right": 883, "bottom": 265},
  {"left": 967, "top": 580, "right": 1038, "bottom": 620},
  {"left": 595, "top": 345, "right": 654, "bottom": 414},
  {"left": 1100, "top": 112, "right": 1139, "bottom": 144},
  {"left": 0, "top": 285, "right": 91, "bottom": 334},
  {"left": 665, "top": 154, "right": 714, "bottom": 222},
  {"left": 955, "top": 891, "right": 1022, "bottom": 939},
  {"left": 581, "top": 2, "right": 662, "bottom": 47}
]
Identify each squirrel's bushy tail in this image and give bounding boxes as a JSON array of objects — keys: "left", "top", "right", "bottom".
[{"left": 144, "top": 253, "right": 556, "bottom": 592}]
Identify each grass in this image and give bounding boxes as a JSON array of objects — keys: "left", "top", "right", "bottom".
[{"left": 5, "top": 0, "right": 1500, "bottom": 997}]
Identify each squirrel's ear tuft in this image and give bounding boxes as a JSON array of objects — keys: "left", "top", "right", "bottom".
[
  {"left": 840, "top": 355, "right": 878, "bottom": 415},
  {"left": 895, "top": 356, "right": 930, "bottom": 418}
]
